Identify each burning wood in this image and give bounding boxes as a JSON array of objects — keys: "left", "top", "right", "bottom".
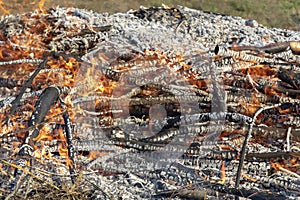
[{"left": 0, "top": 5, "right": 299, "bottom": 199}]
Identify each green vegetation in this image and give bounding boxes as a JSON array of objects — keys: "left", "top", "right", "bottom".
[
  {"left": 198, "top": 0, "right": 300, "bottom": 30},
  {"left": 0, "top": 0, "right": 299, "bottom": 30}
]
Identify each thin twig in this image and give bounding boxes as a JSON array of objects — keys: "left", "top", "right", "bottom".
[
  {"left": 0, "top": 159, "right": 60, "bottom": 191},
  {"left": 286, "top": 127, "right": 292, "bottom": 151},
  {"left": 235, "top": 103, "right": 282, "bottom": 188}
]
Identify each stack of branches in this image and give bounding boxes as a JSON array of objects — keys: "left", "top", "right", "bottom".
[
  {"left": 0, "top": 6, "right": 299, "bottom": 200},
  {"left": 80, "top": 39, "right": 300, "bottom": 199}
]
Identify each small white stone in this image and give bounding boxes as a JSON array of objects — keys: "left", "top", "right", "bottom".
[{"left": 245, "top": 19, "right": 258, "bottom": 28}]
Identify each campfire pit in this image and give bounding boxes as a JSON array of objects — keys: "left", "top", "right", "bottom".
[{"left": 0, "top": 5, "right": 299, "bottom": 199}]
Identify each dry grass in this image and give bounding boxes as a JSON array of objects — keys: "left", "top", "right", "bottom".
[{"left": 0, "top": 0, "right": 299, "bottom": 30}]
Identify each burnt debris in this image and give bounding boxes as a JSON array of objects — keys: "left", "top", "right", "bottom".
[{"left": 0, "top": 6, "right": 299, "bottom": 199}]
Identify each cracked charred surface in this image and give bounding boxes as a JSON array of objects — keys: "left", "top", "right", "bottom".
[{"left": 0, "top": 6, "right": 299, "bottom": 199}]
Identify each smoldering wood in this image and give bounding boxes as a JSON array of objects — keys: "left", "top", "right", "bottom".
[
  {"left": 0, "top": 78, "right": 24, "bottom": 89},
  {"left": 8, "top": 86, "right": 61, "bottom": 190},
  {"left": 0, "top": 58, "right": 44, "bottom": 66},
  {"left": 0, "top": 6, "right": 299, "bottom": 200},
  {"left": 154, "top": 188, "right": 206, "bottom": 199},
  {"left": 246, "top": 151, "right": 300, "bottom": 160},
  {"left": 235, "top": 103, "right": 282, "bottom": 188},
  {"left": 215, "top": 45, "right": 276, "bottom": 63},
  {"left": 62, "top": 110, "right": 77, "bottom": 182},
  {"left": 28, "top": 87, "right": 60, "bottom": 128},
  {"left": 229, "top": 41, "right": 290, "bottom": 54},
  {"left": 6, "top": 58, "right": 49, "bottom": 119}
]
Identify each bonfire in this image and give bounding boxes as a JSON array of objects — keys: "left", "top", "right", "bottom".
[{"left": 0, "top": 3, "right": 299, "bottom": 200}]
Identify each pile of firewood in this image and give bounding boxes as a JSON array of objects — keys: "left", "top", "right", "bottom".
[{"left": 0, "top": 6, "right": 299, "bottom": 199}]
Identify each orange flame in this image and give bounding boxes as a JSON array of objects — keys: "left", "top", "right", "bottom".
[
  {"left": 38, "top": 0, "right": 46, "bottom": 13},
  {"left": 218, "top": 161, "right": 226, "bottom": 184},
  {"left": 242, "top": 174, "right": 257, "bottom": 182},
  {"left": 34, "top": 125, "right": 53, "bottom": 141},
  {"left": 0, "top": 0, "right": 9, "bottom": 15},
  {"left": 87, "top": 150, "right": 108, "bottom": 160},
  {"left": 271, "top": 161, "right": 300, "bottom": 178}
]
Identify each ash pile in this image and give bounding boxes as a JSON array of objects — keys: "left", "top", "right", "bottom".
[{"left": 0, "top": 5, "right": 299, "bottom": 199}]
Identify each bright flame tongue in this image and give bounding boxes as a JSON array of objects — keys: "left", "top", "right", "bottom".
[
  {"left": 0, "top": 0, "right": 9, "bottom": 15},
  {"left": 0, "top": 8, "right": 84, "bottom": 165},
  {"left": 38, "top": 0, "right": 46, "bottom": 12}
]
